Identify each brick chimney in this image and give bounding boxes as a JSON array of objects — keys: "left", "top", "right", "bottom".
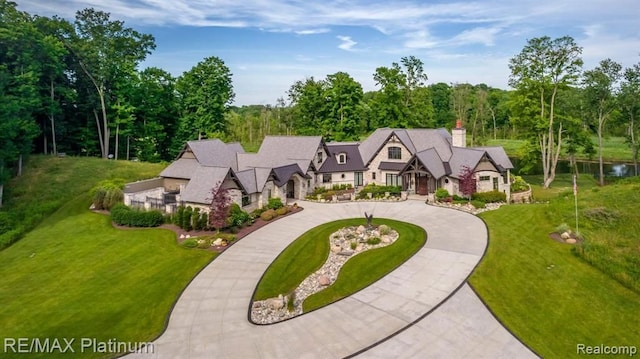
[{"left": 452, "top": 120, "right": 466, "bottom": 147}]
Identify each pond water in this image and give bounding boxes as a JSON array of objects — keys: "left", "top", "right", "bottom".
[{"left": 509, "top": 157, "right": 638, "bottom": 177}]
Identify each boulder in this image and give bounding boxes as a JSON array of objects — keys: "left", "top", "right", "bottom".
[
  {"left": 560, "top": 232, "right": 570, "bottom": 240},
  {"left": 213, "top": 238, "right": 224, "bottom": 246},
  {"left": 318, "top": 276, "right": 330, "bottom": 286},
  {"left": 179, "top": 234, "right": 185, "bottom": 239},
  {"left": 266, "top": 295, "right": 284, "bottom": 310},
  {"left": 331, "top": 244, "right": 342, "bottom": 253},
  {"left": 338, "top": 250, "right": 354, "bottom": 256},
  {"left": 566, "top": 238, "right": 577, "bottom": 244},
  {"left": 381, "top": 236, "right": 391, "bottom": 244},
  {"left": 356, "top": 225, "right": 366, "bottom": 234}
]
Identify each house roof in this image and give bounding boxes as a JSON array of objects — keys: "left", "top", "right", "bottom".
[
  {"left": 159, "top": 158, "right": 200, "bottom": 179},
  {"left": 415, "top": 148, "right": 448, "bottom": 179},
  {"left": 180, "top": 166, "right": 235, "bottom": 204},
  {"left": 473, "top": 146, "right": 514, "bottom": 170},
  {"left": 272, "top": 163, "right": 309, "bottom": 187},
  {"left": 358, "top": 128, "right": 453, "bottom": 166},
  {"left": 181, "top": 139, "right": 244, "bottom": 170},
  {"left": 318, "top": 143, "right": 367, "bottom": 173},
  {"left": 235, "top": 169, "right": 258, "bottom": 194},
  {"left": 378, "top": 161, "right": 406, "bottom": 171},
  {"left": 448, "top": 147, "right": 489, "bottom": 179}
]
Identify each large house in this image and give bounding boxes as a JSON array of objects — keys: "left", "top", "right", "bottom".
[{"left": 124, "top": 123, "right": 513, "bottom": 212}]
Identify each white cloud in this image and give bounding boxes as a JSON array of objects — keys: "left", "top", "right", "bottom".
[
  {"left": 295, "top": 28, "right": 331, "bottom": 35},
  {"left": 337, "top": 35, "right": 357, "bottom": 51}
]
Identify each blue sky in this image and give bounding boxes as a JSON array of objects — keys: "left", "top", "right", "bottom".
[{"left": 17, "top": 0, "right": 640, "bottom": 105}]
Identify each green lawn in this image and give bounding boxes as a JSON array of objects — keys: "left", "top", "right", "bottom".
[
  {"left": 0, "top": 194, "right": 216, "bottom": 358},
  {"left": 253, "top": 218, "right": 426, "bottom": 313},
  {"left": 470, "top": 181, "right": 640, "bottom": 357}
]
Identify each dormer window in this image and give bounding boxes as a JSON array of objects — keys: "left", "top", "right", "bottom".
[
  {"left": 337, "top": 153, "right": 346, "bottom": 164},
  {"left": 317, "top": 152, "right": 323, "bottom": 163},
  {"left": 388, "top": 146, "right": 401, "bottom": 160}
]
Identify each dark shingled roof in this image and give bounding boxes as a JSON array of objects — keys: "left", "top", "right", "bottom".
[
  {"left": 318, "top": 143, "right": 367, "bottom": 173},
  {"left": 272, "top": 163, "right": 309, "bottom": 186},
  {"left": 378, "top": 161, "right": 406, "bottom": 171},
  {"left": 415, "top": 148, "right": 448, "bottom": 179},
  {"left": 183, "top": 139, "right": 244, "bottom": 170}
]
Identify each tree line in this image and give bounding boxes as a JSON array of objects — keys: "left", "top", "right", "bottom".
[{"left": 2, "top": 1, "right": 640, "bottom": 208}]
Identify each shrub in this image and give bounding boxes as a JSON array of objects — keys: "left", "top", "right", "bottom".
[
  {"left": 324, "top": 190, "right": 336, "bottom": 201},
  {"left": 350, "top": 241, "right": 357, "bottom": 250},
  {"left": 196, "top": 239, "right": 211, "bottom": 249},
  {"left": 357, "top": 184, "right": 401, "bottom": 199},
  {"left": 470, "top": 200, "right": 486, "bottom": 209},
  {"left": 366, "top": 237, "right": 381, "bottom": 245},
  {"left": 267, "top": 197, "right": 284, "bottom": 210},
  {"left": 181, "top": 238, "right": 198, "bottom": 248},
  {"left": 260, "top": 209, "right": 277, "bottom": 221},
  {"left": 275, "top": 206, "right": 289, "bottom": 216},
  {"left": 91, "top": 179, "right": 125, "bottom": 210},
  {"left": 555, "top": 223, "right": 571, "bottom": 234},
  {"left": 511, "top": 175, "right": 530, "bottom": 193},
  {"left": 331, "top": 184, "right": 353, "bottom": 191},
  {"left": 378, "top": 224, "right": 391, "bottom": 235},
  {"left": 110, "top": 204, "right": 163, "bottom": 227},
  {"left": 435, "top": 188, "right": 450, "bottom": 201},
  {"left": 228, "top": 203, "right": 250, "bottom": 227},
  {"left": 182, "top": 206, "right": 193, "bottom": 231},
  {"left": 472, "top": 190, "right": 506, "bottom": 203}
]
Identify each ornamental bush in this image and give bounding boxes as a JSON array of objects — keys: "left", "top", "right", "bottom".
[
  {"left": 472, "top": 190, "right": 506, "bottom": 203},
  {"left": 470, "top": 200, "right": 486, "bottom": 209},
  {"left": 228, "top": 203, "right": 251, "bottom": 227},
  {"left": 356, "top": 184, "right": 401, "bottom": 199},
  {"left": 91, "top": 179, "right": 125, "bottom": 210},
  {"left": 435, "top": 188, "right": 450, "bottom": 201},
  {"left": 260, "top": 209, "right": 277, "bottom": 221},
  {"left": 275, "top": 206, "right": 289, "bottom": 216},
  {"left": 111, "top": 204, "right": 163, "bottom": 227},
  {"left": 267, "top": 197, "right": 284, "bottom": 210},
  {"left": 511, "top": 175, "right": 530, "bottom": 193}
]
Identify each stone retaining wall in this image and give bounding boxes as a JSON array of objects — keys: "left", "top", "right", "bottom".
[{"left": 510, "top": 186, "right": 532, "bottom": 203}]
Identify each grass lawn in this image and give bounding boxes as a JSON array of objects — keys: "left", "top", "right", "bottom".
[
  {"left": 0, "top": 194, "right": 216, "bottom": 358},
  {"left": 253, "top": 218, "right": 426, "bottom": 313},
  {"left": 470, "top": 179, "right": 640, "bottom": 357},
  {"left": 1, "top": 155, "right": 167, "bottom": 248}
]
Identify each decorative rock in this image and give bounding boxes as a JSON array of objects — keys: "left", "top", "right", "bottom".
[
  {"left": 179, "top": 234, "right": 185, "bottom": 239},
  {"left": 213, "top": 238, "right": 224, "bottom": 246},
  {"left": 186, "top": 234, "right": 191, "bottom": 238},
  {"left": 566, "top": 238, "right": 577, "bottom": 244},
  {"left": 318, "top": 276, "right": 330, "bottom": 286},
  {"left": 337, "top": 250, "right": 354, "bottom": 256},
  {"left": 356, "top": 225, "right": 366, "bottom": 234},
  {"left": 331, "top": 244, "right": 342, "bottom": 253},
  {"left": 381, "top": 236, "right": 391, "bottom": 244},
  {"left": 266, "top": 295, "right": 284, "bottom": 310},
  {"left": 561, "top": 232, "right": 570, "bottom": 240}
]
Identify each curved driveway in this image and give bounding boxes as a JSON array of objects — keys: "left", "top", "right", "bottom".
[{"left": 127, "top": 201, "right": 537, "bottom": 358}]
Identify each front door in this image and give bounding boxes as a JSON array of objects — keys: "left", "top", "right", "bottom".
[
  {"left": 417, "top": 176, "right": 428, "bottom": 195},
  {"left": 287, "top": 179, "right": 295, "bottom": 198}
]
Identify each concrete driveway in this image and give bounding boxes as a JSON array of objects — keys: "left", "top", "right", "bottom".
[{"left": 126, "top": 200, "right": 537, "bottom": 358}]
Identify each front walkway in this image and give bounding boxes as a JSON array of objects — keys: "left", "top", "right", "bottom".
[{"left": 126, "top": 201, "right": 537, "bottom": 358}]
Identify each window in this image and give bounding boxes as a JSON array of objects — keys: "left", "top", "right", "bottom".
[
  {"left": 479, "top": 175, "right": 490, "bottom": 181},
  {"left": 317, "top": 152, "right": 323, "bottom": 163},
  {"left": 323, "top": 173, "right": 331, "bottom": 183},
  {"left": 341, "top": 173, "right": 346, "bottom": 179},
  {"left": 242, "top": 195, "right": 251, "bottom": 207},
  {"left": 372, "top": 172, "right": 376, "bottom": 180},
  {"left": 386, "top": 174, "right": 400, "bottom": 186},
  {"left": 337, "top": 153, "right": 346, "bottom": 164},
  {"left": 388, "top": 146, "right": 401, "bottom": 160},
  {"left": 355, "top": 172, "right": 363, "bottom": 187},
  {"left": 267, "top": 189, "right": 272, "bottom": 199}
]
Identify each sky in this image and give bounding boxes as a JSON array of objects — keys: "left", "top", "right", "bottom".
[{"left": 16, "top": 0, "right": 640, "bottom": 106}]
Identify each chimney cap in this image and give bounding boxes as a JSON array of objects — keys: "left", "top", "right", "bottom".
[{"left": 455, "top": 119, "right": 463, "bottom": 129}]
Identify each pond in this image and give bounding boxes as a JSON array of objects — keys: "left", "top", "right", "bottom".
[{"left": 509, "top": 157, "right": 638, "bottom": 177}]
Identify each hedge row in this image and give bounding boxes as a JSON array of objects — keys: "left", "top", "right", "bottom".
[
  {"left": 471, "top": 190, "right": 506, "bottom": 203},
  {"left": 356, "top": 184, "right": 401, "bottom": 199},
  {"left": 111, "top": 204, "right": 164, "bottom": 227}
]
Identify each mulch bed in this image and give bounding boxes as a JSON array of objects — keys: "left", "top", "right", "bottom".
[
  {"left": 548, "top": 232, "right": 582, "bottom": 244},
  {"left": 105, "top": 205, "right": 304, "bottom": 253}
]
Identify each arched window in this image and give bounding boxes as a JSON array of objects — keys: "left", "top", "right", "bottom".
[{"left": 338, "top": 153, "right": 347, "bottom": 164}]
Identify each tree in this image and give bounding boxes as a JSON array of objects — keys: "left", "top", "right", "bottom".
[
  {"left": 69, "top": 8, "right": 155, "bottom": 159},
  {"left": 582, "top": 58, "right": 622, "bottom": 186},
  {"left": 324, "top": 72, "right": 363, "bottom": 141},
  {"left": 459, "top": 165, "right": 476, "bottom": 200},
  {"left": 619, "top": 62, "right": 640, "bottom": 175},
  {"left": 509, "top": 36, "right": 583, "bottom": 188},
  {"left": 430, "top": 83, "right": 456, "bottom": 128},
  {"left": 288, "top": 77, "right": 326, "bottom": 135},
  {"left": 174, "top": 56, "right": 234, "bottom": 149},
  {"left": 451, "top": 83, "right": 473, "bottom": 130},
  {"left": 0, "top": 0, "right": 42, "bottom": 205},
  {"left": 208, "top": 181, "right": 232, "bottom": 232}
]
